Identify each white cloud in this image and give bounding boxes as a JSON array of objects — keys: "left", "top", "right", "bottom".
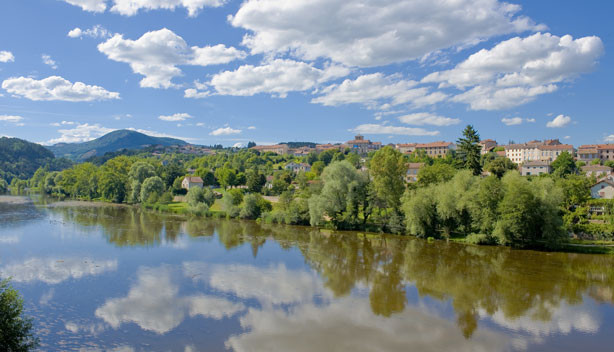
[
  {"left": 2, "top": 76, "right": 120, "bottom": 102},
  {"left": 98, "top": 28, "right": 246, "bottom": 89},
  {"left": 210, "top": 127, "right": 241, "bottom": 136},
  {"left": 351, "top": 124, "right": 439, "bottom": 136},
  {"left": 42, "top": 54, "right": 58, "bottom": 69},
  {"left": 606, "top": 135, "right": 614, "bottom": 143},
  {"left": 231, "top": 0, "right": 542, "bottom": 68},
  {"left": 184, "top": 88, "right": 210, "bottom": 99},
  {"left": 398, "top": 113, "right": 460, "bottom": 126},
  {"left": 0, "top": 235, "right": 19, "bottom": 244},
  {"left": 47, "top": 123, "right": 115, "bottom": 144},
  {"left": 61, "top": 0, "right": 107, "bottom": 12},
  {"left": 0, "top": 50, "right": 15, "bottom": 63},
  {"left": 247, "top": 126, "right": 256, "bottom": 130},
  {"left": 68, "top": 25, "right": 113, "bottom": 39},
  {"left": 423, "top": 33, "right": 604, "bottom": 110},
  {"left": 500, "top": 116, "right": 535, "bottom": 125},
  {"left": 312, "top": 73, "right": 446, "bottom": 109},
  {"left": 96, "top": 266, "right": 244, "bottom": 334},
  {"left": 208, "top": 59, "right": 349, "bottom": 98},
  {"left": 110, "top": 0, "right": 227, "bottom": 17},
  {"left": 0, "top": 257, "right": 117, "bottom": 284},
  {"left": 546, "top": 114, "right": 572, "bottom": 128},
  {"left": 159, "top": 112, "right": 192, "bottom": 121},
  {"left": 0, "top": 115, "right": 24, "bottom": 123}
]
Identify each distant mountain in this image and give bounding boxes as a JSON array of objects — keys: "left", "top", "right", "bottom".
[
  {"left": 47, "top": 130, "right": 188, "bottom": 161},
  {"left": 0, "top": 137, "right": 58, "bottom": 182}
]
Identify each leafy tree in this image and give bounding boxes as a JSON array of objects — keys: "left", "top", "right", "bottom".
[
  {"left": 0, "top": 179, "right": 8, "bottom": 193},
  {"left": 128, "top": 161, "right": 156, "bottom": 183},
  {"left": 158, "top": 162, "right": 185, "bottom": 188},
  {"left": 456, "top": 125, "right": 482, "bottom": 175},
  {"left": 308, "top": 161, "right": 370, "bottom": 229},
  {"left": 215, "top": 167, "right": 237, "bottom": 189},
  {"left": 590, "top": 159, "right": 602, "bottom": 165},
  {"left": 99, "top": 170, "right": 127, "bottom": 203},
  {"left": 240, "top": 193, "right": 272, "bottom": 219},
  {"left": 551, "top": 151, "right": 577, "bottom": 177},
  {"left": 186, "top": 187, "right": 206, "bottom": 207},
  {"left": 369, "top": 146, "right": 407, "bottom": 213},
  {"left": 417, "top": 163, "right": 456, "bottom": 186},
  {"left": 468, "top": 176, "right": 504, "bottom": 235},
  {"left": 140, "top": 176, "right": 165, "bottom": 204},
  {"left": 311, "top": 161, "right": 325, "bottom": 176},
  {"left": 246, "top": 169, "right": 266, "bottom": 193},
  {"left": 247, "top": 141, "right": 256, "bottom": 148},
  {"left": 557, "top": 175, "right": 591, "bottom": 210},
  {"left": 485, "top": 157, "right": 517, "bottom": 178},
  {"left": 0, "top": 279, "right": 39, "bottom": 351},
  {"left": 402, "top": 186, "right": 438, "bottom": 237},
  {"left": 222, "top": 189, "right": 243, "bottom": 217},
  {"left": 606, "top": 160, "right": 614, "bottom": 168}
]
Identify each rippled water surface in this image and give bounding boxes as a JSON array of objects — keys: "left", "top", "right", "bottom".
[{"left": 1, "top": 196, "right": 614, "bottom": 351}]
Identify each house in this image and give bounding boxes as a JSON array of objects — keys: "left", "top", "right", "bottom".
[
  {"left": 582, "top": 165, "right": 612, "bottom": 178},
  {"left": 578, "top": 144, "right": 614, "bottom": 163},
  {"left": 181, "top": 176, "right": 204, "bottom": 190},
  {"left": 250, "top": 144, "right": 290, "bottom": 155},
  {"left": 479, "top": 139, "right": 497, "bottom": 155},
  {"left": 406, "top": 163, "right": 424, "bottom": 183},
  {"left": 345, "top": 135, "right": 382, "bottom": 154},
  {"left": 505, "top": 139, "right": 574, "bottom": 165},
  {"left": 520, "top": 160, "right": 552, "bottom": 176},
  {"left": 591, "top": 180, "right": 614, "bottom": 199},
  {"left": 264, "top": 175, "right": 274, "bottom": 190},
  {"left": 315, "top": 143, "right": 345, "bottom": 152},
  {"left": 285, "top": 162, "right": 311, "bottom": 173},
  {"left": 415, "top": 142, "right": 456, "bottom": 158},
  {"left": 396, "top": 143, "right": 417, "bottom": 154}
]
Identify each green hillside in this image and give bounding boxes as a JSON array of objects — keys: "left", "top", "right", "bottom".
[
  {"left": 47, "top": 129, "right": 187, "bottom": 161},
  {"left": 0, "top": 137, "right": 58, "bottom": 182}
]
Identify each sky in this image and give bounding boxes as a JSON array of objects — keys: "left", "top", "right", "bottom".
[{"left": 0, "top": 0, "right": 612, "bottom": 147}]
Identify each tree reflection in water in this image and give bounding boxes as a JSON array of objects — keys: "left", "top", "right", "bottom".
[{"left": 50, "top": 205, "right": 614, "bottom": 339}]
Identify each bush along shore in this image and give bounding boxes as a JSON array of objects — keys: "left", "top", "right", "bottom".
[{"left": 17, "top": 125, "right": 614, "bottom": 253}]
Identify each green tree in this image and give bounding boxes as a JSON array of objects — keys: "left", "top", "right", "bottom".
[
  {"left": 246, "top": 169, "right": 266, "bottom": 193},
  {"left": 369, "top": 146, "right": 407, "bottom": 213},
  {"left": 0, "top": 179, "right": 7, "bottom": 193},
  {"left": 551, "top": 151, "right": 577, "bottom": 177},
  {"left": 240, "top": 193, "right": 272, "bottom": 219},
  {"left": 485, "top": 157, "right": 517, "bottom": 178},
  {"left": 140, "top": 176, "right": 165, "bottom": 204},
  {"left": 456, "top": 125, "right": 482, "bottom": 175},
  {"left": 311, "top": 161, "right": 325, "bottom": 176},
  {"left": 0, "top": 279, "right": 39, "bottom": 351},
  {"left": 417, "top": 163, "right": 456, "bottom": 186},
  {"left": 402, "top": 186, "right": 438, "bottom": 237},
  {"left": 128, "top": 161, "right": 156, "bottom": 183},
  {"left": 186, "top": 187, "right": 205, "bottom": 207},
  {"left": 215, "top": 167, "right": 237, "bottom": 189}
]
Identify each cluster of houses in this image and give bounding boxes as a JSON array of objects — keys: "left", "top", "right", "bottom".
[{"left": 250, "top": 135, "right": 614, "bottom": 200}]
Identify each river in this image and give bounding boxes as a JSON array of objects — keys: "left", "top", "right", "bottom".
[{"left": 1, "top": 196, "right": 614, "bottom": 351}]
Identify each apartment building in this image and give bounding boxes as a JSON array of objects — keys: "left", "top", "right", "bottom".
[
  {"left": 415, "top": 142, "right": 456, "bottom": 158},
  {"left": 395, "top": 143, "right": 417, "bottom": 154},
  {"left": 505, "top": 139, "right": 574, "bottom": 164},
  {"left": 345, "top": 135, "right": 382, "bottom": 154},
  {"left": 250, "top": 144, "right": 290, "bottom": 155},
  {"left": 578, "top": 144, "right": 614, "bottom": 163}
]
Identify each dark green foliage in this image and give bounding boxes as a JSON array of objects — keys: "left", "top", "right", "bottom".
[
  {"left": 246, "top": 169, "right": 266, "bottom": 193},
  {"left": 551, "top": 151, "right": 578, "bottom": 177},
  {"left": 456, "top": 125, "right": 482, "bottom": 176},
  {"left": 485, "top": 157, "right": 517, "bottom": 178},
  {"left": 47, "top": 129, "right": 187, "bottom": 161},
  {"left": 0, "top": 137, "right": 60, "bottom": 183},
  {"left": 240, "top": 193, "right": 272, "bottom": 219},
  {"left": 0, "top": 279, "right": 39, "bottom": 351},
  {"left": 417, "top": 163, "right": 456, "bottom": 186}
]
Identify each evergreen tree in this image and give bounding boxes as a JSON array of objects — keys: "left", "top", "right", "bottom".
[{"left": 456, "top": 125, "right": 482, "bottom": 176}]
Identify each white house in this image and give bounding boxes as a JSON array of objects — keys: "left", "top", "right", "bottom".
[
  {"left": 285, "top": 162, "right": 311, "bottom": 173},
  {"left": 520, "top": 160, "right": 552, "bottom": 176},
  {"left": 181, "top": 176, "right": 204, "bottom": 190},
  {"left": 591, "top": 180, "right": 614, "bottom": 199}
]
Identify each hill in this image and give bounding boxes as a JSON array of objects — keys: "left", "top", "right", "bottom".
[
  {"left": 0, "top": 137, "right": 64, "bottom": 182},
  {"left": 47, "top": 130, "right": 188, "bottom": 161}
]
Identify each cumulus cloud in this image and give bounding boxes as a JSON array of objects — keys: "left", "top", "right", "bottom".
[
  {"left": 0, "top": 50, "right": 15, "bottom": 63},
  {"left": 110, "top": 0, "right": 227, "bottom": 17},
  {"left": 61, "top": 0, "right": 107, "bottom": 12},
  {"left": 398, "top": 113, "right": 460, "bottom": 126},
  {"left": 230, "top": 0, "right": 542, "bottom": 67},
  {"left": 0, "top": 115, "right": 24, "bottom": 123},
  {"left": 210, "top": 127, "right": 241, "bottom": 136},
  {"left": 98, "top": 28, "right": 246, "bottom": 88},
  {"left": 2, "top": 76, "right": 120, "bottom": 102},
  {"left": 423, "top": 33, "right": 604, "bottom": 110},
  {"left": 96, "top": 266, "right": 244, "bottom": 334},
  {"left": 605, "top": 135, "right": 614, "bottom": 143},
  {"left": 207, "top": 59, "right": 349, "bottom": 98},
  {"left": 546, "top": 114, "right": 572, "bottom": 128},
  {"left": 312, "top": 73, "right": 446, "bottom": 109},
  {"left": 351, "top": 124, "right": 439, "bottom": 136},
  {"left": 68, "top": 25, "right": 113, "bottom": 39},
  {"left": 501, "top": 117, "right": 535, "bottom": 126},
  {"left": 159, "top": 113, "right": 192, "bottom": 121},
  {"left": 42, "top": 54, "right": 58, "bottom": 69},
  {"left": 47, "top": 123, "right": 115, "bottom": 144},
  {"left": 0, "top": 257, "right": 117, "bottom": 284},
  {"left": 226, "top": 297, "right": 508, "bottom": 352}
]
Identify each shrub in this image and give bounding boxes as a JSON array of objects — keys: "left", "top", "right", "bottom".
[
  {"left": 466, "top": 233, "right": 499, "bottom": 245},
  {"left": 0, "top": 279, "right": 39, "bottom": 351}
]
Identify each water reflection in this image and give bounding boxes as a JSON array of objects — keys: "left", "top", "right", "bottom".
[
  {"left": 14, "top": 203, "right": 614, "bottom": 350},
  {"left": 0, "top": 257, "right": 117, "bottom": 284},
  {"left": 95, "top": 266, "right": 245, "bottom": 334}
]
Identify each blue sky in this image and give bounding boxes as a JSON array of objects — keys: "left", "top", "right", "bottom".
[{"left": 0, "top": 0, "right": 612, "bottom": 147}]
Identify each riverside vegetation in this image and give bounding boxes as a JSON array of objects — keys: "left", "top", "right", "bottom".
[{"left": 14, "top": 125, "right": 614, "bottom": 250}]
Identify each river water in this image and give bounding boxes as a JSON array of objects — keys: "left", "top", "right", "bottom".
[{"left": 1, "top": 196, "right": 614, "bottom": 351}]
